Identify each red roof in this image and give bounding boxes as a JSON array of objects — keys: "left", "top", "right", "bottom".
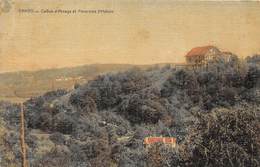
[
  {"left": 144, "top": 137, "right": 176, "bottom": 145},
  {"left": 186, "top": 46, "right": 216, "bottom": 57}
]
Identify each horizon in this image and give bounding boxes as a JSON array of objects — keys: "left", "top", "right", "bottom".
[
  {"left": 0, "top": 62, "right": 185, "bottom": 74},
  {"left": 1, "top": 0, "right": 260, "bottom": 73},
  {"left": 0, "top": 44, "right": 255, "bottom": 74}
]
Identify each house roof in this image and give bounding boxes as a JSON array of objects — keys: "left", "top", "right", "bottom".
[
  {"left": 144, "top": 137, "right": 176, "bottom": 145},
  {"left": 186, "top": 45, "right": 217, "bottom": 57}
]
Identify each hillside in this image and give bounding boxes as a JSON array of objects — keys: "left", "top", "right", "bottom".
[
  {"left": 0, "top": 54, "right": 259, "bottom": 167},
  {"left": 0, "top": 64, "right": 154, "bottom": 102}
]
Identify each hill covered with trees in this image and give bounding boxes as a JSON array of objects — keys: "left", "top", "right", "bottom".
[
  {"left": 0, "top": 54, "right": 259, "bottom": 167},
  {"left": 0, "top": 64, "right": 151, "bottom": 102}
]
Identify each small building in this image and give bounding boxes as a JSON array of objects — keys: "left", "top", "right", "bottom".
[
  {"left": 144, "top": 137, "right": 176, "bottom": 148},
  {"left": 185, "top": 46, "right": 221, "bottom": 66}
]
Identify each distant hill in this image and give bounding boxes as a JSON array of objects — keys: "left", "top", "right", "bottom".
[{"left": 0, "top": 63, "right": 174, "bottom": 102}]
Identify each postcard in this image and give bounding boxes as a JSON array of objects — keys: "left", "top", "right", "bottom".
[{"left": 0, "top": 1, "right": 259, "bottom": 167}]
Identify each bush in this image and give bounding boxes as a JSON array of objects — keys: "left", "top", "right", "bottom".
[
  {"left": 146, "top": 143, "right": 181, "bottom": 167},
  {"left": 69, "top": 93, "right": 97, "bottom": 113},
  {"left": 50, "top": 132, "right": 66, "bottom": 145},
  {"left": 161, "top": 69, "right": 195, "bottom": 97},
  {"left": 244, "top": 65, "right": 259, "bottom": 89},
  {"left": 182, "top": 106, "right": 260, "bottom": 167},
  {"left": 119, "top": 94, "right": 167, "bottom": 124},
  {"left": 36, "top": 146, "right": 71, "bottom": 167},
  {"left": 69, "top": 138, "right": 111, "bottom": 166},
  {"left": 53, "top": 113, "right": 76, "bottom": 134}
]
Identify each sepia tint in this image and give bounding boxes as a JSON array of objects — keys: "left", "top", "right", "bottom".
[{"left": 0, "top": 0, "right": 259, "bottom": 167}]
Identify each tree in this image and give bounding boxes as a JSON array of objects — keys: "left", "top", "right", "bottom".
[{"left": 182, "top": 106, "right": 260, "bottom": 167}]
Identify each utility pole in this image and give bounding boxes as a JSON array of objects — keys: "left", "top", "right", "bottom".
[{"left": 20, "top": 103, "right": 28, "bottom": 167}]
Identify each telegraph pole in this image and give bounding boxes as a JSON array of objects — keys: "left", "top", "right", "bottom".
[{"left": 20, "top": 103, "right": 28, "bottom": 167}]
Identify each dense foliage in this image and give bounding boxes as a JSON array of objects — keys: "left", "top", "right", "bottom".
[{"left": 0, "top": 54, "right": 259, "bottom": 167}]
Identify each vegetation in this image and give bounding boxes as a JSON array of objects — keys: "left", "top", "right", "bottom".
[{"left": 0, "top": 54, "right": 259, "bottom": 166}]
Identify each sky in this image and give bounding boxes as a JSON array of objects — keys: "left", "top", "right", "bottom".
[{"left": 0, "top": 0, "right": 260, "bottom": 73}]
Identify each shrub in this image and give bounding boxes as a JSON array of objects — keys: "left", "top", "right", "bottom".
[
  {"left": 244, "top": 65, "right": 259, "bottom": 89},
  {"left": 53, "top": 113, "right": 76, "bottom": 134},
  {"left": 119, "top": 94, "right": 167, "bottom": 124},
  {"left": 49, "top": 132, "right": 66, "bottom": 145},
  {"left": 70, "top": 93, "right": 97, "bottom": 113},
  {"left": 182, "top": 106, "right": 260, "bottom": 167}
]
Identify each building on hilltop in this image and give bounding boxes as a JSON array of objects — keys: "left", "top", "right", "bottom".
[{"left": 185, "top": 46, "right": 221, "bottom": 67}]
